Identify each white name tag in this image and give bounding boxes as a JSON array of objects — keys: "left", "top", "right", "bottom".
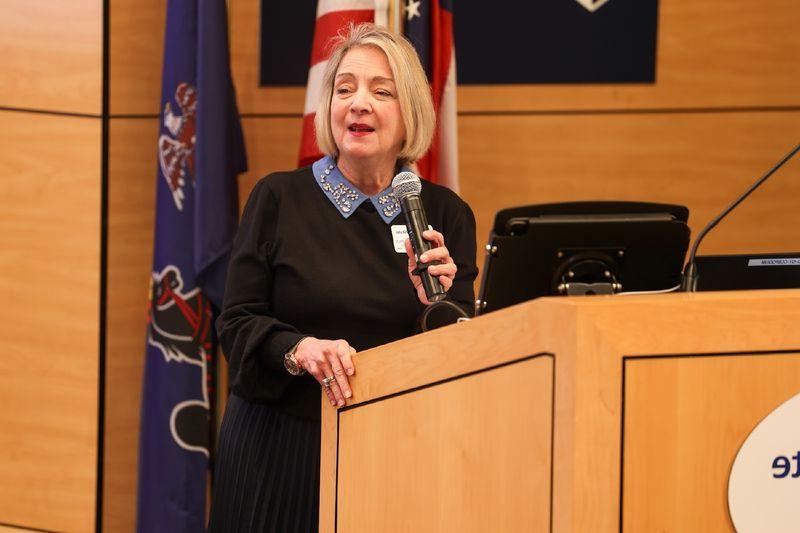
[{"left": 391, "top": 225, "right": 408, "bottom": 253}]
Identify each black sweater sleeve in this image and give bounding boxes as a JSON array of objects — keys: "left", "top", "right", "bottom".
[{"left": 216, "top": 178, "right": 306, "bottom": 403}]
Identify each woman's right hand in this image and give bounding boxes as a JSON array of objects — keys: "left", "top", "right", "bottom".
[{"left": 293, "top": 337, "right": 356, "bottom": 407}]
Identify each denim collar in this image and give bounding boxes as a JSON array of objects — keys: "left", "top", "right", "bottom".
[{"left": 312, "top": 155, "right": 407, "bottom": 224}]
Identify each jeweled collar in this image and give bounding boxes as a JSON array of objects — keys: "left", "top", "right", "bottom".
[{"left": 312, "top": 155, "right": 408, "bottom": 224}]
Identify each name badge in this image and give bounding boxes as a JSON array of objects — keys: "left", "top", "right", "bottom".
[{"left": 391, "top": 225, "right": 408, "bottom": 253}]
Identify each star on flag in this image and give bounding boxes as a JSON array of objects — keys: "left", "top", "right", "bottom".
[{"left": 405, "top": 0, "right": 421, "bottom": 21}]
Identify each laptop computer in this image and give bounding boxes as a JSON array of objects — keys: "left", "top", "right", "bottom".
[{"left": 694, "top": 253, "right": 800, "bottom": 291}]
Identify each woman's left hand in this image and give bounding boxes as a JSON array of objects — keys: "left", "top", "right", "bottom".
[{"left": 404, "top": 229, "right": 458, "bottom": 305}]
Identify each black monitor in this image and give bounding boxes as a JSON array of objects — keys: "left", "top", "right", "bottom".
[{"left": 476, "top": 201, "right": 690, "bottom": 315}]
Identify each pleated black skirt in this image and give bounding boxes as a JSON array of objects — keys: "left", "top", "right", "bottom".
[{"left": 208, "top": 393, "right": 320, "bottom": 533}]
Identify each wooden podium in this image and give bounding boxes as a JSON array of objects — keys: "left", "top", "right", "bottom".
[{"left": 320, "top": 290, "right": 800, "bottom": 532}]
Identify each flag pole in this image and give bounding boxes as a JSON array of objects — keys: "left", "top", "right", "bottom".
[
  {"left": 384, "top": 0, "right": 402, "bottom": 33},
  {"left": 394, "top": 0, "right": 402, "bottom": 33}
]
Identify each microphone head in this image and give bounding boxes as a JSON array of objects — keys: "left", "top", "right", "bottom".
[{"left": 392, "top": 171, "right": 422, "bottom": 200}]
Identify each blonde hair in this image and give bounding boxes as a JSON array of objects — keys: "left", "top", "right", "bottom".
[{"left": 314, "top": 23, "right": 435, "bottom": 167}]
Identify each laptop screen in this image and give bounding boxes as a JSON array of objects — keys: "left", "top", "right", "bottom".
[{"left": 694, "top": 253, "right": 800, "bottom": 291}]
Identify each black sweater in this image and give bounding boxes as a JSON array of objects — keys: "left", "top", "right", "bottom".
[{"left": 217, "top": 166, "right": 478, "bottom": 421}]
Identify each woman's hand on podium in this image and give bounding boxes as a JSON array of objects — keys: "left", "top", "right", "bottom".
[{"left": 294, "top": 337, "right": 356, "bottom": 407}]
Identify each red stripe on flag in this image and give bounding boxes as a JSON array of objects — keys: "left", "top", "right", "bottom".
[
  {"left": 416, "top": 3, "right": 454, "bottom": 186},
  {"left": 431, "top": 6, "right": 453, "bottom": 111},
  {"left": 310, "top": 10, "right": 375, "bottom": 66},
  {"left": 298, "top": 112, "right": 321, "bottom": 167}
]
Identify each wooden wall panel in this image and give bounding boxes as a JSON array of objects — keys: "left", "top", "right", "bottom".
[
  {"left": 623, "top": 354, "right": 800, "bottom": 531},
  {"left": 237, "top": 116, "right": 305, "bottom": 208},
  {"left": 0, "top": 111, "right": 101, "bottom": 532},
  {"left": 109, "top": 0, "right": 165, "bottom": 116},
  {"left": 103, "top": 118, "right": 158, "bottom": 532},
  {"left": 459, "top": 111, "right": 800, "bottom": 258},
  {"left": 0, "top": 1, "right": 102, "bottom": 115}
]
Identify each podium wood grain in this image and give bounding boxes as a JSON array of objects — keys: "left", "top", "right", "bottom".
[
  {"left": 337, "top": 356, "right": 552, "bottom": 532},
  {"left": 624, "top": 353, "right": 800, "bottom": 532}
]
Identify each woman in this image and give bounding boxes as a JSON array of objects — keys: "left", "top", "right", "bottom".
[{"left": 208, "top": 23, "right": 477, "bottom": 532}]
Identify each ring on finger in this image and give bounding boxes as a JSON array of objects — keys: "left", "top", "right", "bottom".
[{"left": 322, "top": 376, "right": 335, "bottom": 388}]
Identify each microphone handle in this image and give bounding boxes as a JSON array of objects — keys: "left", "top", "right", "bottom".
[{"left": 400, "top": 195, "right": 446, "bottom": 302}]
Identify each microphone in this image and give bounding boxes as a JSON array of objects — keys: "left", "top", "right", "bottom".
[
  {"left": 681, "top": 142, "right": 800, "bottom": 292},
  {"left": 392, "top": 171, "right": 447, "bottom": 302}
]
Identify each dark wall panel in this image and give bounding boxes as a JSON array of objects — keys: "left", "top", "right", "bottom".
[
  {"left": 259, "top": 0, "right": 316, "bottom": 86},
  {"left": 455, "top": 0, "right": 658, "bottom": 84},
  {"left": 258, "top": 0, "right": 658, "bottom": 86}
]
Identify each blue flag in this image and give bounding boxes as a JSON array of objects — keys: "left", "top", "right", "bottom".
[{"left": 137, "top": 0, "right": 246, "bottom": 530}]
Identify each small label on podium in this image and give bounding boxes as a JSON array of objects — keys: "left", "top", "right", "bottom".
[{"left": 747, "top": 257, "right": 800, "bottom": 266}]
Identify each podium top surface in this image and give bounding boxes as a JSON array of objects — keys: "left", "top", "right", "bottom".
[
  {"left": 341, "top": 289, "right": 800, "bottom": 406},
  {"left": 543, "top": 286, "right": 800, "bottom": 307}
]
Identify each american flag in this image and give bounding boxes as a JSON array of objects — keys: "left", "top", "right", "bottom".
[
  {"left": 298, "top": 0, "right": 380, "bottom": 167},
  {"left": 403, "top": 0, "right": 459, "bottom": 192}
]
